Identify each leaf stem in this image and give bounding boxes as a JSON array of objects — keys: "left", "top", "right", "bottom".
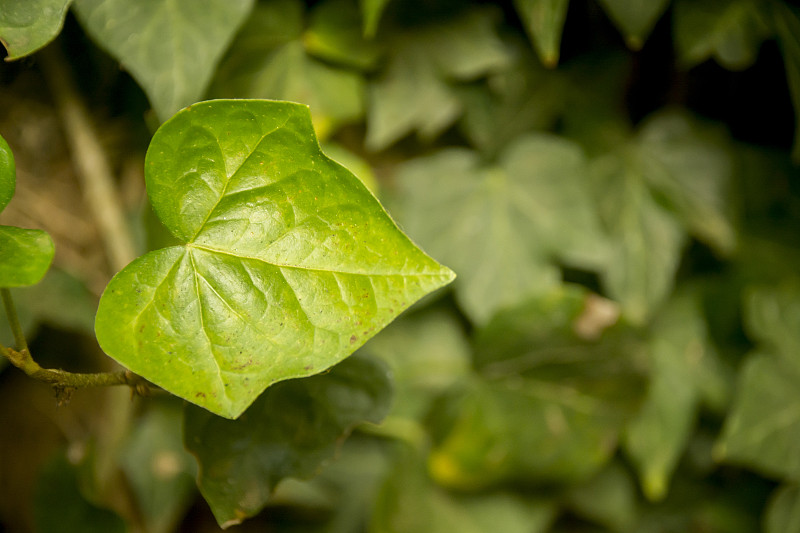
[
  {"left": 1, "top": 288, "right": 28, "bottom": 352},
  {"left": 1, "top": 288, "right": 151, "bottom": 395}
]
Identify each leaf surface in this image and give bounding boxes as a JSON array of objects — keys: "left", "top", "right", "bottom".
[
  {"left": 513, "top": 0, "right": 569, "bottom": 67},
  {"left": 394, "top": 135, "right": 607, "bottom": 324},
  {"left": 184, "top": 354, "right": 391, "bottom": 528},
  {"left": 95, "top": 100, "right": 453, "bottom": 418},
  {"left": 72, "top": 0, "right": 253, "bottom": 121},
  {"left": 0, "top": 0, "right": 71, "bottom": 60}
]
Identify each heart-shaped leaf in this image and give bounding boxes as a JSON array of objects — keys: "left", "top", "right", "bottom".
[
  {"left": 95, "top": 100, "right": 454, "bottom": 419},
  {"left": 0, "top": 135, "right": 55, "bottom": 288}
]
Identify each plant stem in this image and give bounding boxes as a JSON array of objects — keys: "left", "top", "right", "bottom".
[{"left": 1, "top": 288, "right": 28, "bottom": 352}]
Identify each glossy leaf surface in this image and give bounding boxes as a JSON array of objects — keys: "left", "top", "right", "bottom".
[
  {"left": 394, "top": 135, "right": 607, "bottom": 324},
  {"left": 184, "top": 354, "right": 391, "bottom": 528},
  {"left": 513, "top": 0, "right": 569, "bottom": 67},
  {"left": 95, "top": 100, "right": 453, "bottom": 418},
  {"left": 0, "top": 0, "right": 71, "bottom": 60},
  {"left": 73, "top": 0, "right": 253, "bottom": 121},
  {"left": 0, "top": 135, "right": 55, "bottom": 288}
]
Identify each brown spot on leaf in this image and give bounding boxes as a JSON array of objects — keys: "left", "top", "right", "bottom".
[{"left": 350, "top": 335, "right": 357, "bottom": 344}]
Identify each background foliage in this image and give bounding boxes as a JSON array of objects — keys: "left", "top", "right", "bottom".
[{"left": 2, "top": 0, "right": 800, "bottom": 531}]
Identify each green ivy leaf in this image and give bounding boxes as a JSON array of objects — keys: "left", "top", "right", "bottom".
[
  {"left": 211, "top": 0, "right": 365, "bottom": 138},
  {"left": 513, "top": 0, "right": 569, "bottom": 67},
  {"left": 429, "top": 288, "right": 647, "bottom": 488},
  {"left": 94, "top": 100, "right": 453, "bottom": 419},
  {"left": 0, "top": 0, "right": 71, "bottom": 60},
  {"left": 595, "top": 0, "right": 670, "bottom": 49},
  {"left": 120, "top": 401, "right": 197, "bottom": 533},
  {"left": 716, "top": 352, "right": 800, "bottom": 481},
  {"left": 623, "top": 290, "right": 717, "bottom": 501},
  {"left": 765, "top": 484, "right": 800, "bottom": 533},
  {"left": 0, "top": 135, "right": 55, "bottom": 288},
  {"left": 394, "top": 135, "right": 607, "bottom": 324},
  {"left": 184, "top": 354, "right": 392, "bottom": 528},
  {"left": 72, "top": 0, "right": 254, "bottom": 122},
  {"left": 673, "top": 0, "right": 770, "bottom": 71},
  {"left": 366, "top": 7, "right": 511, "bottom": 150},
  {"left": 772, "top": 2, "right": 800, "bottom": 161},
  {"left": 564, "top": 462, "right": 638, "bottom": 531}
]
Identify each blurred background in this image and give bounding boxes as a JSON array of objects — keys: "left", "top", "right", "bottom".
[{"left": 2, "top": 0, "right": 800, "bottom": 531}]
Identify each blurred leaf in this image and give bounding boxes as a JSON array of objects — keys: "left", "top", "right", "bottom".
[
  {"left": 366, "top": 7, "right": 511, "bottom": 150},
  {"left": 121, "top": 401, "right": 197, "bottom": 533},
  {"left": 211, "top": 0, "right": 365, "bottom": 138},
  {"left": 636, "top": 111, "right": 737, "bottom": 254},
  {"left": 743, "top": 283, "right": 800, "bottom": 362},
  {"left": 0, "top": 135, "right": 54, "bottom": 288},
  {"left": 623, "top": 290, "right": 718, "bottom": 501},
  {"left": 371, "top": 446, "right": 555, "bottom": 533},
  {"left": 73, "top": 0, "right": 254, "bottom": 121},
  {"left": 362, "top": 308, "right": 471, "bottom": 419},
  {"left": 305, "top": 0, "right": 384, "bottom": 70},
  {"left": 716, "top": 352, "right": 800, "bottom": 481},
  {"left": 431, "top": 291, "right": 646, "bottom": 488},
  {"left": 765, "top": 484, "right": 800, "bottom": 533},
  {"left": 595, "top": 0, "right": 670, "bottom": 49},
  {"left": 772, "top": 1, "right": 800, "bottom": 161},
  {"left": 564, "top": 461, "right": 638, "bottom": 531},
  {"left": 395, "top": 135, "right": 608, "bottom": 324},
  {"left": 427, "top": 377, "right": 638, "bottom": 489},
  {"left": 591, "top": 110, "right": 736, "bottom": 323},
  {"left": 456, "top": 492, "right": 558, "bottom": 533},
  {"left": 33, "top": 452, "right": 126, "bottom": 533},
  {"left": 459, "top": 40, "right": 567, "bottom": 157},
  {"left": 95, "top": 100, "right": 453, "bottom": 419},
  {"left": 673, "top": 0, "right": 770, "bottom": 70},
  {"left": 0, "top": 0, "right": 71, "bottom": 60},
  {"left": 513, "top": 0, "right": 569, "bottom": 67},
  {"left": 360, "top": 0, "right": 391, "bottom": 37},
  {"left": 184, "top": 355, "right": 392, "bottom": 528}
]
